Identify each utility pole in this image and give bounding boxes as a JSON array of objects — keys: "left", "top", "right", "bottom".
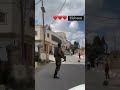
[
  {"left": 20, "top": 0, "right": 24, "bottom": 64},
  {"left": 113, "top": 33, "right": 116, "bottom": 51},
  {"left": 41, "top": 0, "right": 46, "bottom": 52}
]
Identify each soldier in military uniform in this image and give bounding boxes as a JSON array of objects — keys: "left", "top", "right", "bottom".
[{"left": 54, "top": 43, "right": 66, "bottom": 79}]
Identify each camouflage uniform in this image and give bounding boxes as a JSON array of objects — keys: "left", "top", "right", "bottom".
[{"left": 54, "top": 47, "right": 65, "bottom": 77}]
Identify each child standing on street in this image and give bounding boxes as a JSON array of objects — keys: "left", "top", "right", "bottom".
[
  {"left": 78, "top": 51, "right": 81, "bottom": 62},
  {"left": 104, "top": 61, "right": 110, "bottom": 79}
]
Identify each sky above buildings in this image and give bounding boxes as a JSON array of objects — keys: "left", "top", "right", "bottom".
[
  {"left": 35, "top": 0, "right": 85, "bottom": 47},
  {"left": 86, "top": 0, "right": 120, "bottom": 51}
]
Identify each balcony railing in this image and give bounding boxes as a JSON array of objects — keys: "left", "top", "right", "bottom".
[{"left": 51, "top": 35, "right": 62, "bottom": 43}]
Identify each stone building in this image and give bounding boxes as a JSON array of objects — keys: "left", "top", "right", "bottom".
[
  {"left": 0, "top": 0, "right": 35, "bottom": 88},
  {"left": 56, "top": 32, "right": 71, "bottom": 51},
  {"left": 35, "top": 25, "right": 71, "bottom": 60},
  {"left": 35, "top": 25, "right": 62, "bottom": 59}
]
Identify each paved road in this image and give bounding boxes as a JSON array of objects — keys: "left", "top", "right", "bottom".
[
  {"left": 49, "top": 54, "right": 85, "bottom": 64},
  {"left": 86, "top": 68, "right": 120, "bottom": 90},
  {"left": 35, "top": 55, "right": 85, "bottom": 90}
]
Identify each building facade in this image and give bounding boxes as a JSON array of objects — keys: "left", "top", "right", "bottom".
[
  {"left": 56, "top": 32, "right": 71, "bottom": 51},
  {"left": 0, "top": 0, "right": 35, "bottom": 87},
  {"left": 35, "top": 25, "right": 68, "bottom": 57}
]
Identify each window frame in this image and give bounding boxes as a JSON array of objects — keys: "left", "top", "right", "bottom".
[
  {"left": 0, "top": 11, "right": 7, "bottom": 25},
  {"left": 47, "top": 33, "right": 49, "bottom": 38}
]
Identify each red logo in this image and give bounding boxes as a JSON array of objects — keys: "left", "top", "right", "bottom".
[{"left": 53, "top": 16, "right": 57, "bottom": 20}]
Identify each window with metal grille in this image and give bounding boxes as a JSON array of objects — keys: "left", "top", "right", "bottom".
[{"left": 0, "top": 12, "right": 7, "bottom": 24}]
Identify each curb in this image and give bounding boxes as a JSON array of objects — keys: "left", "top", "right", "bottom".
[
  {"left": 49, "top": 60, "right": 55, "bottom": 62},
  {"left": 35, "top": 61, "right": 50, "bottom": 68}
]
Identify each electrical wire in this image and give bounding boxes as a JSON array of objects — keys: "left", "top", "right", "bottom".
[
  {"left": 56, "top": 0, "right": 67, "bottom": 16},
  {"left": 86, "top": 14, "right": 120, "bottom": 21},
  {"left": 86, "top": 14, "right": 120, "bottom": 25},
  {"left": 87, "top": 19, "right": 120, "bottom": 25},
  {"left": 50, "top": 0, "right": 67, "bottom": 25},
  {"left": 35, "top": 0, "right": 41, "bottom": 5},
  {"left": 100, "top": 7, "right": 120, "bottom": 11}
]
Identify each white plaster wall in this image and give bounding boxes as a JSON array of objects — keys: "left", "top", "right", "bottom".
[
  {"left": 35, "top": 26, "right": 41, "bottom": 40},
  {"left": 35, "top": 26, "right": 61, "bottom": 46}
]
